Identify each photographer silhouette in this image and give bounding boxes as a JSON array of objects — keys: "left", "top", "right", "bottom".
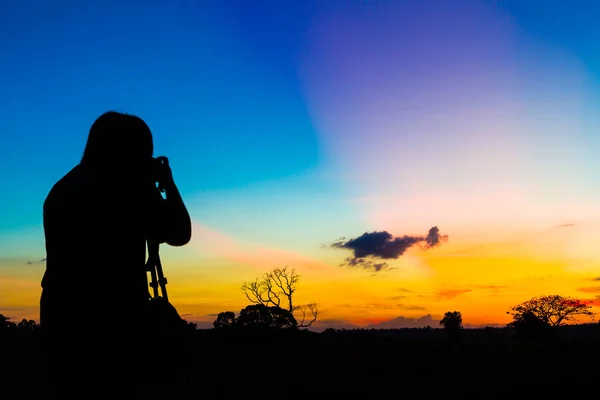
[{"left": 40, "top": 111, "right": 192, "bottom": 399}]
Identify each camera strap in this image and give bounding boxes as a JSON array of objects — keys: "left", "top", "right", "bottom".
[{"left": 146, "top": 239, "right": 169, "bottom": 301}]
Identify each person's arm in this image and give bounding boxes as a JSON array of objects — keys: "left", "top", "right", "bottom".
[
  {"left": 161, "top": 179, "right": 192, "bottom": 246},
  {"left": 155, "top": 157, "right": 192, "bottom": 247}
]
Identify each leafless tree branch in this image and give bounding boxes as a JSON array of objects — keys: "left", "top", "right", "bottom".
[{"left": 241, "top": 266, "right": 319, "bottom": 327}]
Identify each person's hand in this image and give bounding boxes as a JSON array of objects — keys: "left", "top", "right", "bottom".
[{"left": 154, "top": 156, "right": 175, "bottom": 191}]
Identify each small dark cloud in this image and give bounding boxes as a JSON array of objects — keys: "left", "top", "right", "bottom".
[
  {"left": 205, "top": 313, "right": 220, "bottom": 317},
  {"left": 343, "top": 257, "right": 390, "bottom": 272},
  {"left": 387, "top": 295, "right": 407, "bottom": 300},
  {"left": 423, "top": 226, "right": 448, "bottom": 248},
  {"left": 331, "top": 231, "right": 420, "bottom": 259},
  {"left": 331, "top": 226, "right": 448, "bottom": 272},
  {"left": 27, "top": 257, "right": 46, "bottom": 265},
  {"left": 397, "top": 288, "right": 412, "bottom": 293},
  {"left": 558, "top": 223, "right": 575, "bottom": 228},
  {"left": 590, "top": 277, "right": 600, "bottom": 282}
]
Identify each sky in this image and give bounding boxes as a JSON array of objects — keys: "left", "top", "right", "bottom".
[{"left": 3, "top": 0, "right": 600, "bottom": 330}]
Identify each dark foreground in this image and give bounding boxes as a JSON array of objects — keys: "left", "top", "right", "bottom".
[{"left": 3, "top": 324, "right": 600, "bottom": 398}]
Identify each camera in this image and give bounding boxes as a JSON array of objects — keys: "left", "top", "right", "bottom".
[{"left": 148, "top": 156, "right": 169, "bottom": 191}]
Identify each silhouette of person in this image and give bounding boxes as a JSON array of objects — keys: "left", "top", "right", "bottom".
[{"left": 40, "top": 111, "right": 192, "bottom": 399}]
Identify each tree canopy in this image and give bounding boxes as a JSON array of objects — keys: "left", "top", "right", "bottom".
[{"left": 507, "top": 295, "right": 595, "bottom": 327}]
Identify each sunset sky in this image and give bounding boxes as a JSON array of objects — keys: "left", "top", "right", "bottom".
[{"left": 3, "top": 0, "right": 600, "bottom": 330}]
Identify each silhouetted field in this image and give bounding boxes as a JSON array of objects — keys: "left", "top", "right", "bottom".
[{"left": 3, "top": 324, "right": 600, "bottom": 398}]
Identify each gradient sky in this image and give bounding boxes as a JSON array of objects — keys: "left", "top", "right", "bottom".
[{"left": 3, "top": 0, "right": 600, "bottom": 330}]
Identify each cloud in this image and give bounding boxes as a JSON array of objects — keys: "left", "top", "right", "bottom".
[
  {"left": 26, "top": 258, "right": 46, "bottom": 265},
  {"left": 424, "top": 226, "right": 448, "bottom": 248},
  {"left": 359, "top": 303, "right": 426, "bottom": 311},
  {"left": 366, "top": 314, "right": 506, "bottom": 330},
  {"left": 386, "top": 295, "right": 407, "bottom": 300},
  {"left": 396, "top": 304, "right": 427, "bottom": 311},
  {"left": 366, "top": 314, "right": 438, "bottom": 329},
  {"left": 342, "top": 257, "right": 390, "bottom": 272},
  {"left": 331, "top": 226, "right": 448, "bottom": 271},
  {"left": 435, "top": 289, "right": 472, "bottom": 300},
  {"left": 470, "top": 285, "right": 506, "bottom": 293},
  {"left": 471, "top": 285, "right": 506, "bottom": 290},
  {"left": 558, "top": 223, "right": 576, "bottom": 227},
  {"left": 309, "top": 319, "right": 360, "bottom": 332},
  {"left": 331, "top": 231, "right": 419, "bottom": 259},
  {"left": 578, "top": 287, "right": 600, "bottom": 294}
]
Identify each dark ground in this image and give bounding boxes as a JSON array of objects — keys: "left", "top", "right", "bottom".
[{"left": 3, "top": 324, "right": 600, "bottom": 398}]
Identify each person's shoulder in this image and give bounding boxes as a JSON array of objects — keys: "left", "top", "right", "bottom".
[{"left": 44, "top": 165, "right": 84, "bottom": 206}]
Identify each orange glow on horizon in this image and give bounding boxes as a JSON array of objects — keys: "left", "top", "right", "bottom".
[{"left": 3, "top": 220, "right": 600, "bottom": 329}]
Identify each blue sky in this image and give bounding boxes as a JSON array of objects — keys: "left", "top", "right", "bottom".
[
  {"left": 0, "top": 1, "right": 324, "bottom": 231},
  {"left": 4, "top": 0, "right": 600, "bottom": 234},
  {"left": 4, "top": 0, "right": 600, "bottom": 327}
]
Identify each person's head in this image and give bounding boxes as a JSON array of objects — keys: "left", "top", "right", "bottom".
[{"left": 80, "top": 111, "right": 154, "bottom": 171}]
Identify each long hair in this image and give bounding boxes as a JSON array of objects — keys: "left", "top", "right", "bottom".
[{"left": 81, "top": 111, "right": 154, "bottom": 168}]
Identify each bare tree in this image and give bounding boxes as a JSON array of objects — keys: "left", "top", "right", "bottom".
[{"left": 241, "top": 266, "right": 318, "bottom": 328}]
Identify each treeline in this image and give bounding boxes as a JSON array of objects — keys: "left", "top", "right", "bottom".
[
  {"left": 0, "top": 315, "right": 40, "bottom": 337},
  {"left": 2, "top": 267, "right": 598, "bottom": 346}
]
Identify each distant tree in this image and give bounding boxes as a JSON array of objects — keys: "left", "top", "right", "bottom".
[
  {"left": 235, "top": 304, "right": 297, "bottom": 330},
  {"left": 241, "top": 266, "right": 318, "bottom": 328},
  {"left": 440, "top": 311, "right": 463, "bottom": 331},
  {"left": 182, "top": 319, "right": 198, "bottom": 332},
  {"left": 0, "top": 314, "right": 17, "bottom": 335},
  {"left": 213, "top": 311, "right": 236, "bottom": 328},
  {"left": 17, "top": 319, "right": 40, "bottom": 334},
  {"left": 507, "top": 310, "right": 553, "bottom": 342},
  {"left": 508, "top": 295, "right": 595, "bottom": 327}
]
